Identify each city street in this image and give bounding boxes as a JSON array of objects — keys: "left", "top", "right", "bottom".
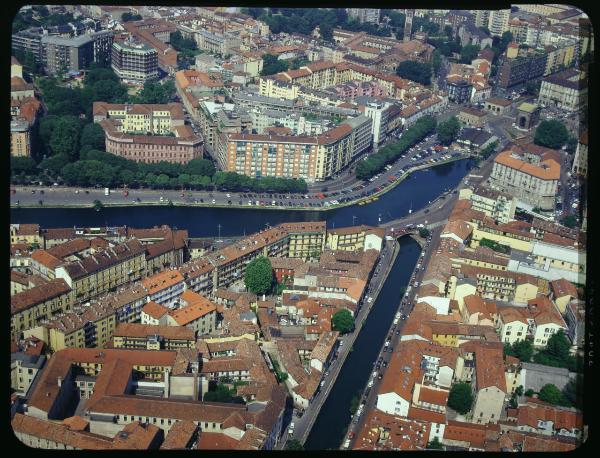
[
  {"left": 276, "top": 239, "right": 398, "bottom": 449},
  {"left": 10, "top": 137, "right": 469, "bottom": 211}
]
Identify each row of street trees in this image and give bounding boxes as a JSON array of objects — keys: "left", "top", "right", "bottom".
[{"left": 356, "top": 116, "right": 437, "bottom": 180}]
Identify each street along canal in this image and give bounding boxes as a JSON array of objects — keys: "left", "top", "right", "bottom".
[
  {"left": 10, "top": 159, "right": 473, "bottom": 236},
  {"left": 303, "top": 235, "right": 421, "bottom": 450}
]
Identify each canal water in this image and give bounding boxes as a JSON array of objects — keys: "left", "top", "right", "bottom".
[
  {"left": 10, "top": 159, "right": 473, "bottom": 236},
  {"left": 304, "top": 236, "right": 421, "bottom": 450}
]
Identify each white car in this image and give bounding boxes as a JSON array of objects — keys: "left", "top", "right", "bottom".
[
  {"left": 288, "top": 422, "right": 295, "bottom": 435},
  {"left": 367, "top": 380, "right": 374, "bottom": 388}
]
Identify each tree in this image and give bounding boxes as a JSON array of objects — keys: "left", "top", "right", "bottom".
[
  {"left": 93, "top": 200, "right": 103, "bottom": 211},
  {"left": 49, "top": 116, "right": 82, "bottom": 160},
  {"left": 565, "top": 136, "right": 578, "bottom": 154},
  {"left": 436, "top": 116, "right": 460, "bottom": 146},
  {"left": 427, "top": 437, "right": 444, "bottom": 450},
  {"left": 320, "top": 24, "right": 334, "bottom": 42},
  {"left": 80, "top": 123, "right": 106, "bottom": 151},
  {"left": 561, "top": 215, "right": 578, "bottom": 228},
  {"left": 448, "top": 382, "right": 473, "bottom": 414},
  {"left": 11, "top": 157, "right": 37, "bottom": 176},
  {"left": 134, "top": 80, "right": 175, "bottom": 104},
  {"left": 396, "top": 60, "right": 432, "bottom": 85},
  {"left": 545, "top": 330, "right": 571, "bottom": 361},
  {"left": 185, "top": 158, "right": 216, "bottom": 177},
  {"left": 419, "top": 227, "right": 430, "bottom": 238},
  {"left": 534, "top": 120, "right": 569, "bottom": 149},
  {"left": 460, "top": 44, "right": 480, "bottom": 64},
  {"left": 121, "top": 12, "right": 142, "bottom": 22},
  {"left": 244, "top": 257, "right": 273, "bottom": 295},
  {"left": 332, "top": 309, "right": 354, "bottom": 334},
  {"left": 285, "top": 439, "right": 304, "bottom": 451},
  {"left": 349, "top": 394, "right": 360, "bottom": 414},
  {"left": 525, "top": 80, "right": 541, "bottom": 97},
  {"left": 432, "top": 50, "right": 442, "bottom": 76},
  {"left": 480, "top": 141, "right": 498, "bottom": 159},
  {"left": 260, "top": 54, "right": 289, "bottom": 76},
  {"left": 39, "top": 154, "right": 70, "bottom": 176},
  {"left": 509, "top": 339, "right": 534, "bottom": 362},
  {"left": 562, "top": 375, "right": 582, "bottom": 408},
  {"left": 538, "top": 384, "right": 563, "bottom": 405}
]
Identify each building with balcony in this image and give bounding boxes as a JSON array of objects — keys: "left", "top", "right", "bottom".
[{"left": 111, "top": 40, "right": 158, "bottom": 84}]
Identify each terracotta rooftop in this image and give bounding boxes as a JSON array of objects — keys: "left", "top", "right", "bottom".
[
  {"left": 141, "top": 270, "right": 185, "bottom": 295},
  {"left": 113, "top": 322, "right": 195, "bottom": 341},
  {"left": 11, "top": 278, "right": 71, "bottom": 315}
]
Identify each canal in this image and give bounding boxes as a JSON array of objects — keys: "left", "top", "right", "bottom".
[
  {"left": 304, "top": 235, "right": 421, "bottom": 450},
  {"left": 10, "top": 159, "right": 473, "bottom": 235}
]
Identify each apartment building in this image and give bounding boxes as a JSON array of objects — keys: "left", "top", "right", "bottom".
[
  {"left": 457, "top": 107, "right": 487, "bottom": 127},
  {"left": 11, "top": 278, "right": 74, "bottom": 341},
  {"left": 55, "top": 239, "right": 147, "bottom": 303},
  {"left": 93, "top": 102, "right": 184, "bottom": 134},
  {"left": 459, "top": 186, "right": 517, "bottom": 224},
  {"left": 498, "top": 51, "right": 548, "bottom": 89},
  {"left": 41, "top": 30, "right": 113, "bottom": 75},
  {"left": 122, "top": 19, "right": 178, "bottom": 74},
  {"left": 11, "top": 338, "right": 46, "bottom": 397},
  {"left": 572, "top": 131, "right": 587, "bottom": 177},
  {"left": 112, "top": 323, "right": 195, "bottom": 350},
  {"left": 165, "top": 299, "right": 217, "bottom": 336},
  {"left": 10, "top": 120, "right": 32, "bottom": 157},
  {"left": 489, "top": 148, "right": 560, "bottom": 210},
  {"left": 10, "top": 223, "right": 43, "bottom": 246},
  {"left": 176, "top": 21, "right": 242, "bottom": 55},
  {"left": 111, "top": 40, "right": 158, "bottom": 84},
  {"left": 280, "top": 222, "right": 328, "bottom": 260},
  {"left": 347, "top": 8, "right": 381, "bottom": 24},
  {"left": 222, "top": 115, "right": 372, "bottom": 181},
  {"left": 93, "top": 102, "right": 203, "bottom": 164},
  {"left": 538, "top": 69, "right": 587, "bottom": 112},
  {"left": 141, "top": 270, "right": 186, "bottom": 308},
  {"left": 325, "top": 225, "right": 385, "bottom": 252}
]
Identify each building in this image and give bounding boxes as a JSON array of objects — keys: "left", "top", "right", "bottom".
[
  {"left": 459, "top": 186, "right": 516, "bottom": 224},
  {"left": 111, "top": 40, "right": 158, "bottom": 84},
  {"left": 515, "top": 102, "right": 541, "bottom": 130},
  {"left": 457, "top": 107, "right": 487, "bottom": 127},
  {"left": 447, "top": 78, "right": 473, "bottom": 104},
  {"left": 498, "top": 52, "right": 547, "bottom": 90},
  {"left": 484, "top": 97, "right": 512, "bottom": 115},
  {"left": 538, "top": 69, "right": 587, "bottom": 113},
  {"left": 55, "top": 239, "right": 147, "bottom": 303},
  {"left": 347, "top": 8, "right": 381, "bottom": 24},
  {"left": 571, "top": 131, "right": 587, "bottom": 177},
  {"left": 11, "top": 338, "right": 47, "bottom": 397},
  {"left": 141, "top": 270, "right": 186, "bottom": 308},
  {"left": 487, "top": 10, "right": 511, "bottom": 37},
  {"left": 325, "top": 225, "right": 384, "bottom": 252},
  {"left": 364, "top": 101, "right": 390, "bottom": 147},
  {"left": 41, "top": 30, "right": 113, "bottom": 75},
  {"left": 456, "top": 128, "right": 498, "bottom": 152},
  {"left": 93, "top": 102, "right": 203, "bottom": 164},
  {"left": 122, "top": 19, "right": 178, "bottom": 74},
  {"left": 222, "top": 115, "right": 372, "bottom": 182},
  {"left": 10, "top": 120, "right": 32, "bottom": 157},
  {"left": 164, "top": 291, "right": 217, "bottom": 336},
  {"left": 11, "top": 278, "right": 74, "bottom": 341},
  {"left": 112, "top": 323, "right": 195, "bottom": 350}
]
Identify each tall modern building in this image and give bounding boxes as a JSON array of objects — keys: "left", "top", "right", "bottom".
[
  {"left": 111, "top": 40, "right": 159, "bottom": 84},
  {"left": 39, "top": 30, "right": 113, "bottom": 75},
  {"left": 488, "top": 10, "right": 511, "bottom": 37},
  {"left": 404, "top": 9, "right": 414, "bottom": 41},
  {"left": 347, "top": 8, "right": 381, "bottom": 24}
]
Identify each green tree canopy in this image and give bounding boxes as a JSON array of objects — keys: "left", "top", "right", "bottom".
[
  {"left": 460, "top": 44, "right": 480, "bottom": 64},
  {"left": 80, "top": 123, "right": 106, "bottom": 151},
  {"left": 427, "top": 437, "right": 444, "bottom": 450},
  {"left": 561, "top": 375, "right": 582, "bottom": 408},
  {"left": 185, "top": 158, "right": 216, "bottom": 177},
  {"left": 11, "top": 156, "right": 37, "bottom": 176},
  {"left": 121, "top": 12, "right": 142, "bottom": 22},
  {"left": 285, "top": 439, "right": 304, "bottom": 451},
  {"left": 244, "top": 257, "right": 274, "bottom": 295},
  {"left": 534, "top": 120, "right": 570, "bottom": 149},
  {"left": 260, "top": 54, "right": 290, "bottom": 76},
  {"left": 419, "top": 227, "right": 430, "bottom": 238},
  {"left": 504, "top": 339, "right": 534, "bottom": 362},
  {"left": 561, "top": 215, "right": 578, "bottom": 229},
  {"left": 49, "top": 116, "right": 83, "bottom": 160},
  {"left": 538, "top": 383, "right": 564, "bottom": 405},
  {"left": 436, "top": 116, "right": 461, "bottom": 146},
  {"left": 396, "top": 60, "right": 432, "bottom": 85},
  {"left": 448, "top": 382, "right": 473, "bottom": 414},
  {"left": 133, "top": 80, "right": 175, "bottom": 104},
  {"left": 332, "top": 309, "right": 354, "bottom": 334}
]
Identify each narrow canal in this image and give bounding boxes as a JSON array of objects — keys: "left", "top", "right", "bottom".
[
  {"left": 303, "top": 236, "right": 421, "bottom": 450},
  {"left": 10, "top": 159, "right": 473, "bottom": 235}
]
